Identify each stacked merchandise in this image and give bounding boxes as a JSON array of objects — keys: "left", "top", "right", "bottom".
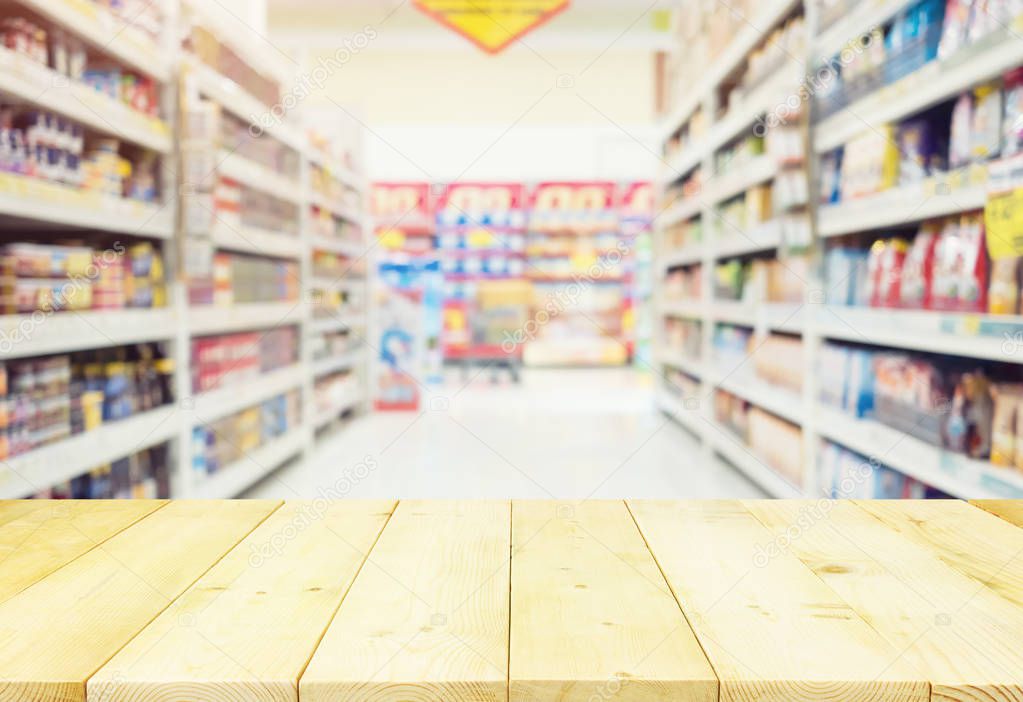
[
  {"left": 24, "top": 443, "right": 171, "bottom": 499},
  {"left": 213, "top": 177, "right": 299, "bottom": 236},
  {"left": 816, "top": 0, "right": 1022, "bottom": 119},
  {"left": 664, "top": 266, "right": 702, "bottom": 303},
  {"left": 434, "top": 183, "right": 528, "bottom": 359},
  {"left": 190, "top": 327, "right": 298, "bottom": 393},
  {"left": 819, "top": 341, "right": 1023, "bottom": 475},
  {"left": 525, "top": 182, "right": 631, "bottom": 367},
  {"left": 0, "top": 108, "right": 160, "bottom": 201},
  {"left": 314, "top": 371, "right": 360, "bottom": 421},
  {"left": 189, "top": 253, "right": 299, "bottom": 307},
  {"left": 712, "top": 325, "right": 803, "bottom": 394},
  {"left": 713, "top": 253, "right": 809, "bottom": 305},
  {"left": 311, "top": 249, "right": 367, "bottom": 319},
  {"left": 312, "top": 329, "right": 361, "bottom": 364},
  {"left": 622, "top": 184, "right": 656, "bottom": 366},
  {"left": 183, "top": 11, "right": 280, "bottom": 107},
  {"left": 0, "top": 12, "right": 160, "bottom": 118},
  {"left": 824, "top": 215, "right": 992, "bottom": 312},
  {"left": 1, "top": 242, "right": 166, "bottom": 313},
  {"left": 0, "top": 343, "right": 174, "bottom": 460},
  {"left": 663, "top": 317, "right": 702, "bottom": 365},
  {"left": 817, "top": 441, "right": 949, "bottom": 498},
  {"left": 714, "top": 388, "right": 804, "bottom": 487},
  {"left": 192, "top": 390, "right": 301, "bottom": 478}
]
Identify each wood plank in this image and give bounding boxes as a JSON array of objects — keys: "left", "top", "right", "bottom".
[
  {"left": 747, "top": 500, "right": 1023, "bottom": 701},
  {"left": 509, "top": 500, "right": 717, "bottom": 702},
  {"left": 301, "top": 500, "right": 510, "bottom": 702},
  {"left": 971, "top": 500, "right": 1023, "bottom": 529},
  {"left": 858, "top": 500, "right": 1023, "bottom": 610},
  {"left": 90, "top": 500, "right": 394, "bottom": 702},
  {"left": 0, "top": 499, "right": 279, "bottom": 702},
  {"left": 628, "top": 500, "right": 929, "bottom": 702},
  {"left": 0, "top": 500, "right": 165, "bottom": 604}
]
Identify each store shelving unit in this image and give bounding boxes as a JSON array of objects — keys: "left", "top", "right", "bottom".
[
  {"left": 655, "top": 0, "right": 1023, "bottom": 500},
  {"left": 0, "top": 0, "right": 370, "bottom": 499}
]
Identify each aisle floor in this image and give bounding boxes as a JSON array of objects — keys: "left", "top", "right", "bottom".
[{"left": 245, "top": 368, "right": 765, "bottom": 500}]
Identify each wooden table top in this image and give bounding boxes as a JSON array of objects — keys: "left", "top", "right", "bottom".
[{"left": 1, "top": 499, "right": 1022, "bottom": 701}]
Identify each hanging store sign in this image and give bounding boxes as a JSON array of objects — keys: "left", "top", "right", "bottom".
[{"left": 413, "top": 0, "right": 570, "bottom": 54}]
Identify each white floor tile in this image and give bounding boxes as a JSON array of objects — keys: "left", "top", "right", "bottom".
[{"left": 244, "top": 368, "right": 766, "bottom": 500}]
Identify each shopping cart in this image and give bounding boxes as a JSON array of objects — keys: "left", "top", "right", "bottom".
[{"left": 455, "top": 279, "right": 531, "bottom": 383}]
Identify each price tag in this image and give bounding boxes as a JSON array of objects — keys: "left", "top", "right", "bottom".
[{"left": 984, "top": 188, "right": 1023, "bottom": 259}]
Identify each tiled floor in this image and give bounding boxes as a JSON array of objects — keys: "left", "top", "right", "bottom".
[{"left": 245, "top": 368, "right": 765, "bottom": 500}]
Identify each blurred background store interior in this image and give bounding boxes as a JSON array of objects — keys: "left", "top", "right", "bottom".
[{"left": 3, "top": 0, "right": 1023, "bottom": 502}]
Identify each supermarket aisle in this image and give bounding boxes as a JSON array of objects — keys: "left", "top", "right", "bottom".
[{"left": 246, "top": 369, "right": 765, "bottom": 500}]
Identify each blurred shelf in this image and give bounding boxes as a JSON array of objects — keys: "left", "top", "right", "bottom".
[
  {"left": 813, "top": 0, "right": 910, "bottom": 58},
  {"left": 312, "top": 351, "right": 363, "bottom": 377},
  {"left": 310, "top": 192, "right": 363, "bottom": 224},
  {"left": 0, "top": 309, "right": 175, "bottom": 360},
  {"left": 705, "top": 421, "right": 803, "bottom": 498},
  {"left": 816, "top": 404, "right": 1023, "bottom": 499},
  {"left": 311, "top": 236, "right": 366, "bottom": 257},
  {"left": 818, "top": 180, "right": 988, "bottom": 238},
  {"left": 189, "top": 302, "right": 303, "bottom": 335},
  {"left": 313, "top": 393, "right": 362, "bottom": 429},
  {"left": 706, "top": 68, "right": 797, "bottom": 155},
  {"left": 657, "top": 351, "right": 705, "bottom": 378},
  {"left": 191, "top": 428, "right": 306, "bottom": 499},
  {"left": 217, "top": 151, "right": 304, "bottom": 204},
  {"left": 210, "top": 220, "right": 303, "bottom": 259},
  {"left": 815, "top": 20, "right": 1023, "bottom": 153},
  {"left": 656, "top": 389, "right": 704, "bottom": 436},
  {"left": 659, "top": 196, "right": 703, "bottom": 227},
  {"left": 816, "top": 305, "right": 1023, "bottom": 362},
  {"left": 186, "top": 57, "right": 305, "bottom": 152},
  {"left": 0, "top": 405, "right": 181, "bottom": 499},
  {"left": 661, "top": 300, "right": 703, "bottom": 320},
  {"left": 713, "top": 301, "right": 804, "bottom": 334},
  {"left": 18, "top": 0, "right": 171, "bottom": 81},
  {"left": 306, "top": 151, "right": 367, "bottom": 193},
  {"left": 707, "top": 155, "right": 777, "bottom": 206},
  {"left": 713, "top": 220, "right": 783, "bottom": 258},
  {"left": 0, "top": 172, "right": 173, "bottom": 237},
  {"left": 191, "top": 365, "right": 305, "bottom": 424},
  {"left": 708, "top": 367, "right": 804, "bottom": 425},
  {"left": 660, "top": 0, "right": 802, "bottom": 139},
  {"left": 0, "top": 48, "right": 172, "bottom": 152},
  {"left": 310, "top": 313, "right": 365, "bottom": 335},
  {"left": 661, "top": 245, "right": 703, "bottom": 269}
]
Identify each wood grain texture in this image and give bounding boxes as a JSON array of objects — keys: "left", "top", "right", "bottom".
[
  {"left": 747, "top": 500, "right": 1023, "bottom": 702},
  {"left": 0, "top": 500, "right": 165, "bottom": 604},
  {"left": 858, "top": 500, "right": 1023, "bottom": 610},
  {"left": 301, "top": 500, "right": 511, "bottom": 702},
  {"left": 629, "top": 500, "right": 929, "bottom": 702},
  {"left": 509, "top": 500, "right": 717, "bottom": 702},
  {"left": 971, "top": 500, "right": 1023, "bottom": 529},
  {"left": 0, "top": 499, "right": 280, "bottom": 702},
  {"left": 89, "top": 500, "right": 395, "bottom": 702}
]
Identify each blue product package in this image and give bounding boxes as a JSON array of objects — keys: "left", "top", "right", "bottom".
[{"left": 846, "top": 348, "right": 877, "bottom": 418}]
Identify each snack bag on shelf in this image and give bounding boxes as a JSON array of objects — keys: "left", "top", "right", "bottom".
[
  {"left": 1003, "top": 67, "right": 1023, "bottom": 155},
  {"left": 932, "top": 218, "right": 963, "bottom": 309},
  {"left": 991, "top": 383, "right": 1023, "bottom": 466},
  {"left": 988, "top": 256, "right": 1020, "bottom": 314},
  {"left": 899, "top": 223, "right": 939, "bottom": 308},
  {"left": 957, "top": 213, "right": 989, "bottom": 311},
  {"left": 971, "top": 82, "right": 1004, "bottom": 162},
  {"left": 949, "top": 92, "right": 975, "bottom": 168}
]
